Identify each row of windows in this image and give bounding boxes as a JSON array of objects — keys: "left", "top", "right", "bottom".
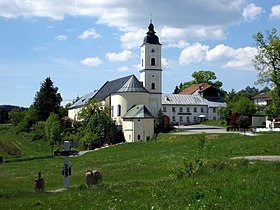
[
  {"left": 162, "top": 106, "right": 216, "bottom": 113},
  {"left": 172, "top": 116, "right": 217, "bottom": 122},
  {"left": 172, "top": 116, "right": 197, "bottom": 123},
  {"left": 128, "top": 134, "right": 150, "bottom": 142},
  {"left": 112, "top": 105, "right": 216, "bottom": 117}
]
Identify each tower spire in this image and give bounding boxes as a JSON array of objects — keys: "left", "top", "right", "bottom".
[
  {"left": 150, "top": 13, "right": 153, "bottom": 24},
  {"left": 142, "top": 18, "right": 160, "bottom": 45}
]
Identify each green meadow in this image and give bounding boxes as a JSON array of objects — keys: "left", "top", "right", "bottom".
[{"left": 1, "top": 128, "right": 280, "bottom": 209}]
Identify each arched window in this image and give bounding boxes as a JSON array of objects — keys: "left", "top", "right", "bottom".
[
  {"left": 141, "top": 59, "right": 143, "bottom": 67},
  {"left": 137, "top": 134, "right": 141, "bottom": 141},
  {"left": 117, "top": 104, "right": 121, "bottom": 116},
  {"left": 151, "top": 58, "right": 155, "bottom": 66},
  {"left": 151, "top": 82, "right": 156, "bottom": 90},
  {"left": 111, "top": 106, "right": 114, "bottom": 117}
]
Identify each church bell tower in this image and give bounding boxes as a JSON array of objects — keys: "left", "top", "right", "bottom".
[{"left": 140, "top": 20, "right": 162, "bottom": 118}]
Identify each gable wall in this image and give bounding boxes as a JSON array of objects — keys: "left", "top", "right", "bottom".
[{"left": 123, "top": 118, "right": 154, "bottom": 142}]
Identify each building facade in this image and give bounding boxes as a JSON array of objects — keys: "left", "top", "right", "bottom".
[
  {"left": 68, "top": 21, "right": 162, "bottom": 142},
  {"left": 161, "top": 93, "right": 226, "bottom": 125},
  {"left": 68, "top": 20, "right": 226, "bottom": 142}
]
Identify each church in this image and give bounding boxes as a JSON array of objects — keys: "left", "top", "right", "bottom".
[
  {"left": 68, "top": 21, "right": 162, "bottom": 142},
  {"left": 68, "top": 20, "right": 226, "bottom": 142}
]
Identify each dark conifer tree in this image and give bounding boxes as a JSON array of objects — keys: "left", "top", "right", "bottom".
[{"left": 33, "top": 77, "right": 62, "bottom": 121}]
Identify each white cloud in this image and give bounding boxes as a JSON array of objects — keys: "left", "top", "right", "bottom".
[
  {"left": 222, "top": 46, "right": 257, "bottom": 69},
  {"left": 55, "top": 35, "right": 68, "bottom": 41},
  {"left": 117, "top": 66, "right": 130, "bottom": 72},
  {"left": 78, "top": 28, "right": 101, "bottom": 40},
  {"left": 105, "top": 50, "right": 133, "bottom": 62},
  {"left": 133, "top": 63, "right": 141, "bottom": 71},
  {"left": 160, "top": 26, "right": 225, "bottom": 42},
  {"left": 160, "top": 26, "right": 185, "bottom": 40},
  {"left": 179, "top": 43, "right": 209, "bottom": 65},
  {"left": 0, "top": 1, "right": 244, "bottom": 43},
  {"left": 179, "top": 43, "right": 257, "bottom": 70},
  {"left": 242, "top": 3, "right": 263, "bottom": 21},
  {"left": 165, "top": 40, "right": 189, "bottom": 49},
  {"left": 120, "top": 29, "right": 145, "bottom": 49},
  {"left": 206, "top": 44, "right": 257, "bottom": 69},
  {"left": 270, "top": 5, "right": 280, "bottom": 19},
  {"left": 162, "top": 58, "right": 173, "bottom": 70},
  {"left": 206, "top": 44, "right": 232, "bottom": 61},
  {"left": 80, "top": 57, "right": 102, "bottom": 67}
]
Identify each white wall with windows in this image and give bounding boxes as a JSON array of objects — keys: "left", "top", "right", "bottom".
[
  {"left": 123, "top": 118, "right": 154, "bottom": 142},
  {"left": 110, "top": 92, "right": 150, "bottom": 125},
  {"left": 162, "top": 104, "right": 208, "bottom": 125}
]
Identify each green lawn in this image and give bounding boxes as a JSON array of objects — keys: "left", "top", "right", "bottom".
[
  {"left": 201, "top": 119, "right": 227, "bottom": 127},
  {"left": 0, "top": 132, "right": 280, "bottom": 209}
]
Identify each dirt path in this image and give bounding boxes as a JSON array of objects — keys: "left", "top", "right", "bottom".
[{"left": 232, "top": 156, "right": 280, "bottom": 161}]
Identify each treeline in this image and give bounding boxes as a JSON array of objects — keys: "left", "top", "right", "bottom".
[
  {"left": 0, "top": 77, "right": 124, "bottom": 151},
  {"left": 0, "top": 105, "right": 26, "bottom": 124}
]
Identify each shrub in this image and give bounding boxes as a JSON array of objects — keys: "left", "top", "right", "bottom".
[
  {"left": 230, "top": 112, "right": 240, "bottom": 127},
  {"left": 237, "top": 115, "right": 251, "bottom": 130}
]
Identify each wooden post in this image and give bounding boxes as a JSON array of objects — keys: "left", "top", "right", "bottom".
[{"left": 63, "top": 141, "right": 70, "bottom": 189}]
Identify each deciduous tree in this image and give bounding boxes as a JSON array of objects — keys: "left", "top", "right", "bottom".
[
  {"left": 253, "top": 28, "right": 280, "bottom": 89},
  {"left": 45, "top": 113, "right": 62, "bottom": 144},
  {"left": 253, "top": 29, "right": 280, "bottom": 117},
  {"left": 232, "top": 96, "right": 256, "bottom": 117},
  {"left": 173, "top": 70, "right": 224, "bottom": 93},
  {"left": 78, "top": 100, "right": 123, "bottom": 148}
]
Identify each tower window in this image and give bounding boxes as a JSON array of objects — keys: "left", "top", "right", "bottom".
[
  {"left": 151, "top": 82, "right": 155, "bottom": 90},
  {"left": 141, "top": 59, "right": 143, "bottom": 67},
  {"left": 151, "top": 58, "right": 155, "bottom": 66},
  {"left": 117, "top": 104, "right": 121, "bottom": 116}
]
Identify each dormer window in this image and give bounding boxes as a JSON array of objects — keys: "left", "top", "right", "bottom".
[{"left": 151, "top": 58, "right": 155, "bottom": 66}]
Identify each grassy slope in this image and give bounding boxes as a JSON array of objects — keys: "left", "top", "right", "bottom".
[
  {"left": 0, "top": 125, "right": 51, "bottom": 160},
  {"left": 0, "top": 132, "right": 280, "bottom": 209}
]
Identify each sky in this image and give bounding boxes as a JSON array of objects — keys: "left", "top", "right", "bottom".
[{"left": 0, "top": 0, "right": 280, "bottom": 107}]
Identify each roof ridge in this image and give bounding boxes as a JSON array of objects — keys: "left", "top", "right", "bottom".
[
  {"left": 118, "top": 75, "right": 148, "bottom": 93},
  {"left": 123, "top": 104, "right": 154, "bottom": 119}
]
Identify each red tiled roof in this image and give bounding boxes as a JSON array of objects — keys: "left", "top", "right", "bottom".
[
  {"left": 252, "top": 92, "right": 272, "bottom": 101},
  {"left": 179, "top": 83, "right": 212, "bottom": 95}
]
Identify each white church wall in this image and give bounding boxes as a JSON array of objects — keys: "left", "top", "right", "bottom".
[
  {"left": 123, "top": 120, "right": 134, "bottom": 142},
  {"left": 111, "top": 92, "right": 150, "bottom": 124},
  {"left": 123, "top": 118, "right": 154, "bottom": 142}
]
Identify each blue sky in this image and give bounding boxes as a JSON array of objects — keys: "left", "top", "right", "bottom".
[{"left": 1, "top": 0, "right": 280, "bottom": 107}]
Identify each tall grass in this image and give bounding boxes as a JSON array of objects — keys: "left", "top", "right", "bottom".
[{"left": 0, "top": 132, "right": 280, "bottom": 209}]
